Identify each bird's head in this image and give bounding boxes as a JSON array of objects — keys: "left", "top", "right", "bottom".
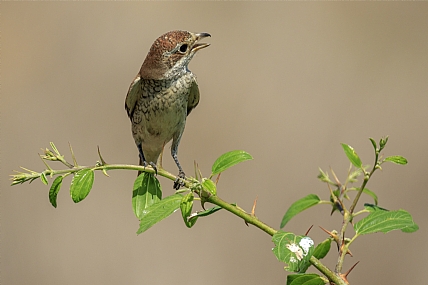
[{"left": 140, "top": 30, "right": 211, "bottom": 80}]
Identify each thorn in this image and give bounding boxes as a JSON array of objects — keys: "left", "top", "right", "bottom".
[
  {"left": 197, "top": 166, "right": 203, "bottom": 181},
  {"left": 344, "top": 261, "right": 359, "bottom": 278},
  {"left": 330, "top": 166, "right": 341, "bottom": 187},
  {"left": 50, "top": 142, "right": 60, "bottom": 155},
  {"left": 69, "top": 142, "right": 78, "bottom": 167},
  {"left": 339, "top": 235, "right": 354, "bottom": 257},
  {"left": 319, "top": 226, "right": 353, "bottom": 256},
  {"left": 102, "top": 169, "right": 110, "bottom": 177},
  {"left": 340, "top": 261, "right": 360, "bottom": 284},
  {"left": 38, "top": 153, "right": 52, "bottom": 171},
  {"left": 244, "top": 220, "right": 249, "bottom": 227},
  {"left": 251, "top": 196, "right": 258, "bottom": 217},
  {"left": 319, "top": 226, "right": 338, "bottom": 238},
  {"left": 215, "top": 172, "right": 222, "bottom": 185},
  {"left": 20, "top": 166, "right": 37, "bottom": 174},
  {"left": 304, "top": 225, "right": 314, "bottom": 236},
  {"left": 194, "top": 160, "right": 198, "bottom": 180},
  {"left": 97, "top": 145, "right": 107, "bottom": 165}
]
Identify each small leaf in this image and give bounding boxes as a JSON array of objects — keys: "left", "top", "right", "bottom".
[
  {"left": 384, "top": 156, "right": 408, "bottom": 165},
  {"left": 379, "top": 136, "right": 389, "bottom": 150},
  {"left": 312, "top": 238, "right": 331, "bottom": 260},
  {"left": 317, "top": 168, "right": 332, "bottom": 184},
  {"left": 70, "top": 169, "right": 94, "bottom": 203},
  {"left": 187, "top": 204, "right": 230, "bottom": 221},
  {"left": 341, "top": 143, "right": 362, "bottom": 168},
  {"left": 287, "top": 274, "right": 325, "bottom": 285},
  {"left": 49, "top": 176, "right": 63, "bottom": 208},
  {"left": 132, "top": 173, "right": 162, "bottom": 219},
  {"left": 180, "top": 193, "right": 197, "bottom": 228},
  {"left": 369, "top": 137, "right": 377, "bottom": 150},
  {"left": 137, "top": 194, "right": 183, "bottom": 234},
  {"left": 272, "top": 231, "right": 315, "bottom": 273},
  {"left": 40, "top": 172, "right": 48, "bottom": 185},
  {"left": 354, "top": 209, "right": 419, "bottom": 235},
  {"left": 202, "top": 178, "right": 217, "bottom": 195},
  {"left": 280, "top": 194, "right": 321, "bottom": 228},
  {"left": 349, "top": 188, "right": 378, "bottom": 205},
  {"left": 211, "top": 150, "right": 253, "bottom": 175},
  {"left": 364, "top": 203, "right": 388, "bottom": 212}
]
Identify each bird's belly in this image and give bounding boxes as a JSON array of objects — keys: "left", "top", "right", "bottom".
[
  {"left": 132, "top": 99, "right": 187, "bottom": 162},
  {"left": 142, "top": 109, "right": 186, "bottom": 143}
]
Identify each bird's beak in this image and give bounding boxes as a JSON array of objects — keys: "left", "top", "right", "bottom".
[{"left": 192, "top": 33, "right": 211, "bottom": 52}]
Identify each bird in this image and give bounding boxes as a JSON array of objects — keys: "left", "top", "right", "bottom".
[{"left": 125, "top": 30, "right": 210, "bottom": 189}]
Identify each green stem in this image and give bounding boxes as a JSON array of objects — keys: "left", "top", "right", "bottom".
[
  {"left": 349, "top": 150, "right": 379, "bottom": 214},
  {"left": 310, "top": 256, "right": 347, "bottom": 285},
  {"left": 336, "top": 148, "right": 380, "bottom": 273},
  {"left": 12, "top": 161, "right": 342, "bottom": 284},
  {"left": 11, "top": 163, "right": 164, "bottom": 186},
  {"left": 206, "top": 194, "right": 345, "bottom": 284},
  {"left": 207, "top": 195, "right": 277, "bottom": 236}
]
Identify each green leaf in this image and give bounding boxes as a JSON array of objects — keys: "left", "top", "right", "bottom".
[
  {"left": 132, "top": 173, "right": 162, "bottom": 219},
  {"left": 202, "top": 178, "right": 217, "bottom": 195},
  {"left": 317, "top": 168, "right": 332, "bottom": 184},
  {"left": 401, "top": 224, "right": 419, "bottom": 233},
  {"left": 384, "top": 155, "right": 408, "bottom": 165},
  {"left": 70, "top": 169, "right": 94, "bottom": 203},
  {"left": 272, "top": 231, "right": 315, "bottom": 273},
  {"left": 40, "top": 172, "right": 48, "bottom": 185},
  {"left": 369, "top": 137, "right": 377, "bottom": 150},
  {"left": 341, "top": 143, "right": 362, "bottom": 168},
  {"left": 187, "top": 204, "right": 232, "bottom": 225},
  {"left": 349, "top": 188, "right": 378, "bottom": 205},
  {"left": 180, "top": 192, "right": 197, "bottom": 228},
  {"left": 137, "top": 194, "right": 183, "bottom": 234},
  {"left": 211, "top": 150, "right": 253, "bottom": 175},
  {"left": 363, "top": 203, "right": 388, "bottom": 212},
  {"left": 354, "top": 209, "right": 419, "bottom": 235},
  {"left": 313, "top": 238, "right": 331, "bottom": 260},
  {"left": 379, "top": 136, "right": 389, "bottom": 150},
  {"left": 280, "top": 194, "right": 321, "bottom": 228},
  {"left": 49, "top": 176, "right": 63, "bottom": 208},
  {"left": 287, "top": 274, "right": 325, "bottom": 285}
]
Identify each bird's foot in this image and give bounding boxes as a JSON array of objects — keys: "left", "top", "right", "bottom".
[
  {"left": 149, "top": 162, "right": 158, "bottom": 175},
  {"left": 173, "top": 171, "right": 186, "bottom": 190},
  {"left": 140, "top": 159, "right": 158, "bottom": 175}
]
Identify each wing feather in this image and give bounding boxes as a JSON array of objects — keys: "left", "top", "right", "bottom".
[
  {"left": 187, "top": 78, "right": 200, "bottom": 116},
  {"left": 125, "top": 75, "right": 142, "bottom": 120}
]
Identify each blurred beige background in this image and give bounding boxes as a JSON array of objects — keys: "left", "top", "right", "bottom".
[{"left": 2, "top": 2, "right": 427, "bottom": 284}]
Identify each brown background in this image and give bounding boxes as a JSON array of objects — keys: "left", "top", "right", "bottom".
[{"left": 2, "top": 2, "right": 427, "bottom": 284}]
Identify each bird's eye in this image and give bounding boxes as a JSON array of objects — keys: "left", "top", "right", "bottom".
[{"left": 179, "top": 44, "right": 188, "bottom": 53}]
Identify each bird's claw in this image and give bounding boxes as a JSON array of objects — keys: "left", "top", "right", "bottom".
[
  {"left": 149, "top": 162, "right": 158, "bottom": 175},
  {"left": 141, "top": 159, "right": 158, "bottom": 175},
  {"left": 173, "top": 171, "right": 186, "bottom": 190}
]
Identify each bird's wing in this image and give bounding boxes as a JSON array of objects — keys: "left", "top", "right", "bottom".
[
  {"left": 125, "top": 75, "right": 141, "bottom": 120},
  {"left": 187, "top": 78, "right": 200, "bottom": 116}
]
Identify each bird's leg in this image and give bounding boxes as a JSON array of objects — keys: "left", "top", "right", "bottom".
[
  {"left": 137, "top": 143, "right": 157, "bottom": 175},
  {"left": 171, "top": 148, "right": 185, "bottom": 190}
]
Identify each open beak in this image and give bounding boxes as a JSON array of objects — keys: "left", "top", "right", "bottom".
[{"left": 192, "top": 32, "right": 211, "bottom": 52}]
